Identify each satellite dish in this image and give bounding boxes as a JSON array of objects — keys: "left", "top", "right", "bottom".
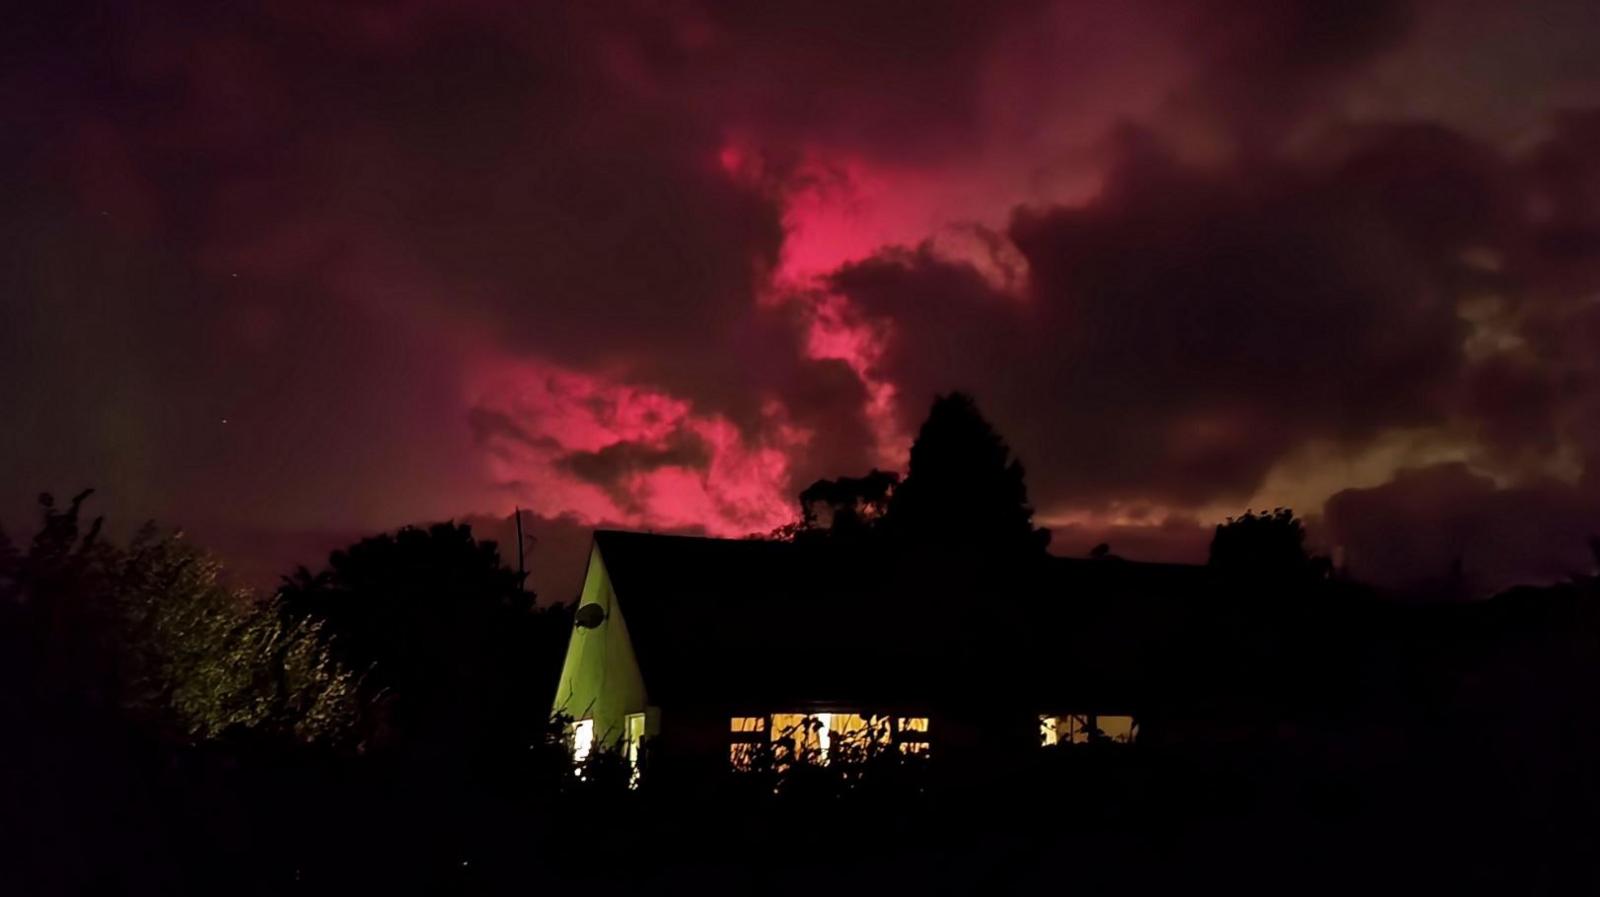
[{"left": 574, "top": 604, "right": 607, "bottom": 629}]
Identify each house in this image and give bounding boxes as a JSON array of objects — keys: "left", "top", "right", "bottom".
[{"left": 551, "top": 530, "right": 1227, "bottom": 784}]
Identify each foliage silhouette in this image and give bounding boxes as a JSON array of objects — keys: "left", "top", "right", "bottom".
[
  {"left": 8, "top": 459, "right": 1600, "bottom": 893},
  {"left": 888, "top": 392, "right": 1051, "bottom": 554},
  {"left": 1208, "top": 508, "right": 1332, "bottom": 586},
  {"left": 0, "top": 490, "right": 357, "bottom": 746},
  {"left": 794, "top": 468, "right": 900, "bottom": 541},
  {"left": 277, "top": 522, "right": 570, "bottom": 758}
]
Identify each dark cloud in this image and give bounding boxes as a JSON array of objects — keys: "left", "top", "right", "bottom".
[
  {"left": 612, "top": 0, "right": 1053, "bottom": 162},
  {"left": 1179, "top": 0, "right": 1417, "bottom": 142},
  {"left": 0, "top": 0, "right": 823, "bottom": 533},
  {"left": 744, "top": 355, "right": 876, "bottom": 494},
  {"left": 5, "top": 0, "right": 1600, "bottom": 595},
  {"left": 834, "top": 122, "right": 1488, "bottom": 508},
  {"left": 828, "top": 102, "right": 1600, "bottom": 592},
  {"left": 1521, "top": 110, "right": 1600, "bottom": 294},
  {"left": 1325, "top": 463, "right": 1600, "bottom": 597},
  {"left": 556, "top": 429, "right": 714, "bottom": 514}
]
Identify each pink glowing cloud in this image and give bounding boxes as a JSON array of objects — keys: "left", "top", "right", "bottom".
[{"left": 467, "top": 354, "right": 807, "bottom": 536}]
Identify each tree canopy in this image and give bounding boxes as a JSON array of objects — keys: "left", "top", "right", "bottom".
[
  {"left": 791, "top": 468, "right": 900, "bottom": 542},
  {"left": 277, "top": 522, "right": 569, "bottom": 756},
  {"left": 0, "top": 490, "right": 358, "bottom": 747},
  {"left": 888, "top": 392, "right": 1051, "bottom": 554},
  {"left": 1208, "top": 508, "right": 1331, "bottom": 586}
]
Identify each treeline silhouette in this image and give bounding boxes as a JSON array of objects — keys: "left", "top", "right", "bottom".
[{"left": 4, "top": 394, "right": 1600, "bottom": 895}]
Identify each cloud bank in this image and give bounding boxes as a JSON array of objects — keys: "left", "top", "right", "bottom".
[{"left": 5, "top": 0, "right": 1599, "bottom": 596}]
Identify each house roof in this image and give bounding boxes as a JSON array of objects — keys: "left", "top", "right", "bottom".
[{"left": 591, "top": 530, "right": 1215, "bottom": 712}]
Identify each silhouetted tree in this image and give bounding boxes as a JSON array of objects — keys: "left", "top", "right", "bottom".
[
  {"left": 1208, "top": 508, "right": 1331, "bottom": 586},
  {"left": 1583, "top": 536, "right": 1600, "bottom": 588},
  {"left": 887, "top": 392, "right": 1050, "bottom": 554},
  {"left": 791, "top": 468, "right": 900, "bottom": 541},
  {"left": 278, "top": 522, "right": 569, "bottom": 758}
]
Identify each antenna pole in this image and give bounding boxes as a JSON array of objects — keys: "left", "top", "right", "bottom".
[{"left": 515, "top": 506, "right": 527, "bottom": 596}]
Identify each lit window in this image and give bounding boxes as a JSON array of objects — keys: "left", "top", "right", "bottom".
[
  {"left": 733, "top": 713, "right": 928, "bottom": 769},
  {"left": 570, "top": 718, "right": 594, "bottom": 763},
  {"left": 769, "top": 713, "right": 821, "bottom": 757},
  {"left": 827, "top": 713, "right": 874, "bottom": 735},
  {"left": 730, "top": 743, "right": 760, "bottom": 771},
  {"left": 1039, "top": 714, "right": 1138, "bottom": 745},
  {"left": 897, "top": 717, "right": 930, "bottom": 754},
  {"left": 1039, "top": 714, "right": 1087, "bottom": 744},
  {"left": 625, "top": 713, "right": 645, "bottom": 786},
  {"left": 767, "top": 713, "right": 847, "bottom": 763},
  {"left": 1098, "top": 715, "right": 1138, "bottom": 744}
]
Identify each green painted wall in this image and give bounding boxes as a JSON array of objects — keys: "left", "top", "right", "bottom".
[{"left": 551, "top": 543, "right": 650, "bottom": 747}]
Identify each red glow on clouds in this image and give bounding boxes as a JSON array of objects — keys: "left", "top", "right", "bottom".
[
  {"left": 467, "top": 355, "right": 805, "bottom": 536},
  {"left": 799, "top": 289, "right": 903, "bottom": 466},
  {"left": 464, "top": 141, "right": 927, "bottom": 534},
  {"left": 721, "top": 135, "right": 1058, "bottom": 469},
  {"left": 718, "top": 140, "right": 928, "bottom": 465},
  {"left": 469, "top": 78, "right": 1181, "bottom": 538}
]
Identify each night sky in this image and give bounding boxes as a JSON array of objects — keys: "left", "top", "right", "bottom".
[{"left": 5, "top": 1, "right": 1600, "bottom": 600}]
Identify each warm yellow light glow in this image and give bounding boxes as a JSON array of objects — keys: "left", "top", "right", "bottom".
[
  {"left": 896, "top": 717, "right": 930, "bottom": 754},
  {"left": 1040, "top": 715, "right": 1059, "bottom": 746},
  {"left": 1039, "top": 713, "right": 1138, "bottom": 745},
  {"left": 829, "top": 713, "right": 876, "bottom": 734},
  {"left": 1098, "top": 715, "right": 1137, "bottom": 743},
  {"left": 769, "top": 713, "right": 821, "bottom": 762},
  {"left": 735, "top": 712, "right": 929, "bottom": 769},
  {"left": 625, "top": 713, "right": 645, "bottom": 786},
  {"left": 730, "top": 743, "right": 759, "bottom": 771},
  {"left": 570, "top": 718, "right": 594, "bottom": 763}
]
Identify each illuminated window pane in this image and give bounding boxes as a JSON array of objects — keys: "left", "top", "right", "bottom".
[
  {"left": 830, "top": 714, "right": 889, "bottom": 747},
  {"left": 899, "top": 742, "right": 929, "bottom": 755},
  {"left": 1069, "top": 715, "right": 1090, "bottom": 744},
  {"left": 625, "top": 713, "right": 645, "bottom": 786},
  {"left": 730, "top": 743, "right": 760, "bottom": 771},
  {"left": 1039, "top": 713, "right": 1138, "bottom": 746},
  {"left": 1098, "top": 715, "right": 1138, "bottom": 743},
  {"left": 769, "top": 713, "right": 810, "bottom": 742},
  {"left": 771, "top": 713, "right": 889, "bottom": 763},
  {"left": 730, "top": 716, "right": 766, "bottom": 733},
  {"left": 770, "top": 713, "right": 823, "bottom": 761},
  {"left": 1038, "top": 714, "right": 1086, "bottom": 744},
  {"left": 829, "top": 713, "right": 871, "bottom": 735},
  {"left": 570, "top": 718, "right": 594, "bottom": 763},
  {"left": 755, "top": 713, "right": 929, "bottom": 764}
]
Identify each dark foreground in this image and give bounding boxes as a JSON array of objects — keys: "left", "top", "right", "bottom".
[{"left": 9, "top": 722, "right": 1598, "bottom": 897}]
